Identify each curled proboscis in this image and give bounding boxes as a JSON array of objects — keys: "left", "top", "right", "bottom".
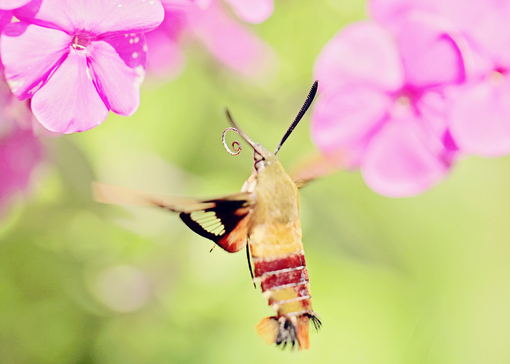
[{"left": 222, "top": 127, "right": 242, "bottom": 156}]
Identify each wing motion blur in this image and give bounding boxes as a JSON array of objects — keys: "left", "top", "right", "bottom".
[{"left": 93, "top": 182, "right": 254, "bottom": 252}]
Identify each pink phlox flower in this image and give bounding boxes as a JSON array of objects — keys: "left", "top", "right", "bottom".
[
  {"left": 1, "top": 0, "right": 164, "bottom": 134},
  {"left": 146, "top": 0, "right": 277, "bottom": 82},
  {"left": 145, "top": 1, "right": 188, "bottom": 79},
  {"left": 221, "top": 0, "right": 274, "bottom": 24},
  {"left": 312, "top": 15, "right": 467, "bottom": 197},
  {"left": 162, "top": 0, "right": 274, "bottom": 23},
  {"left": 0, "top": 75, "right": 43, "bottom": 218},
  {"left": 445, "top": 0, "right": 510, "bottom": 157},
  {"left": 370, "top": 0, "right": 510, "bottom": 157},
  {"left": 0, "top": 124, "right": 43, "bottom": 218}
]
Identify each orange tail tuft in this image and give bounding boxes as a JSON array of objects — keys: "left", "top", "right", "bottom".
[
  {"left": 255, "top": 317, "right": 279, "bottom": 345},
  {"left": 255, "top": 315, "right": 314, "bottom": 350},
  {"left": 296, "top": 315, "right": 310, "bottom": 350}
]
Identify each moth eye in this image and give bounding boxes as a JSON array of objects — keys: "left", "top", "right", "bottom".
[{"left": 190, "top": 210, "right": 226, "bottom": 236}]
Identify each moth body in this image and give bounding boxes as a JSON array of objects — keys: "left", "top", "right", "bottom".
[
  {"left": 94, "top": 81, "right": 321, "bottom": 350},
  {"left": 241, "top": 146, "right": 317, "bottom": 350}
]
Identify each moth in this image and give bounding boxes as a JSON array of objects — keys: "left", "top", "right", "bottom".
[{"left": 94, "top": 81, "right": 321, "bottom": 350}]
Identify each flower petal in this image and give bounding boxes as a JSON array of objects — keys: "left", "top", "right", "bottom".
[
  {"left": 0, "top": 80, "right": 33, "bottom": 132},
  {"left": 362, "top": 117, "right": 450, "bottom": 197},
  {"left": 0, "top": 9, "right": 11, "bottom": 30},
  {"left": 187, "top": 2, "right": 277, "bottom": 80},
  {"left": 89, "top": 38, "right": 144, "bottom": 116},
  {"left": 0, "top": 10, "right": 12, "bottom": 67},
  {"left": 0, "top": 125, "right": 43, "bottom": 217},
  {"left": 15, "top": 0, "right": 164, "bottom": 34},
  {"left": 454, "top": 2, "right": 510, "bottom": 67},
  {"left": 396, "top": 11, "right": 467, "bottom": 88},
  {"left": 314, "top": 21, "right": 404, "bottom": 93},
  {"left": 223, "top": 0, "right": 274, "bottom": 24},
  {"left": 311, "top": 85, "right": 392, "bottom": 167},
  {"left": 416, "top": 90, "right": 450, "bottom": 139},
  {"left": 449, "top": 75, "right": 510, "bottom": 157},
  {"left": 145, "top": 27, "right": 185, "bottom": 78},
  {"left": 0, "top": 0, "right": 31, "bottom": 10},
  {"left": 31, "top": 49, "right": 108, "bottom": 133},
  {"left": 162, "top": 0, "right": 211, "bottom": 10},
  {"left": 145, "top": 9, "right": 186, "bottom": 78},
  {"left": 368, "top": 0, "right": 437, "bottom": 24},
  {"left": 1, "top": 23, "right": 70, "bottom": 99},
  {"left": 100, "top": 33, "right": 147, "bottom": 69},
  {"left": 370, "top": 0, "right": 500, "bottom": 78}
]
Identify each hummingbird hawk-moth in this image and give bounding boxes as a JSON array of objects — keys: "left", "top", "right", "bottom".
[{"left": 94, "top": 81, "right": 321, "bottom": 350}]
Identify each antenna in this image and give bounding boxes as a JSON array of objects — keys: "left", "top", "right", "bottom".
[
  {"left": 274, "top": 80, "right": 318, "bottom": 155},
  {"left": 225, "top": 108, "right": 241, "bottom": 130},
  {"left": 223, "top": 108, "right": 263, "bottom": 156}
]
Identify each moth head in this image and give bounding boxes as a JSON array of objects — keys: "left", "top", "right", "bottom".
[
  {"left": 222, "top": 81, "right": 319, "bottom": 170},
  {"left": 222, "top": 115, "right": 276, "bottom": 171}
]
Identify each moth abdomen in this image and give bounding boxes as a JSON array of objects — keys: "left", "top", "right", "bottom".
[
  {"left": 251, "top": 248, "right": 319, "bottom": 349},
  {"left": 260, "top": 267, "right": 310, "bottom": 294},
  {"left": 253, "top": 253, "right": 306, "bottom": 277}
]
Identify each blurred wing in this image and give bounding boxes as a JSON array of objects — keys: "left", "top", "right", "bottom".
[
  {"left": 93, "top": 182, "right": 212, "bottom": 210},
  {"left": 93, "top": 182, "right": 254, "bottom": 252},
  {"left": 291, "top": 152, "right": 339, "bottom": 189}
]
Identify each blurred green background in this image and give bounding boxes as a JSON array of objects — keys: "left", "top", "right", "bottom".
[{"left": 3, "top": 0, "right": 510, "bottom": 363}]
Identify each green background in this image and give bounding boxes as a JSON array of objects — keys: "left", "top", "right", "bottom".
[{"left": 2, "top": 0, "right": 510, "bottom": 363}]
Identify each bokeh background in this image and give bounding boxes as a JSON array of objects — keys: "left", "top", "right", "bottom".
[{"left": 2, "top": 0, "right": 510, "bottom": 363}]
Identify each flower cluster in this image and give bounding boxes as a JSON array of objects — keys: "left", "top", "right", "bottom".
[
  {"left": 311, "top": 0, "right": 510, "bottom": 197},
  {"left": 145, "top": 0, "right": 277, "bottom": 82},
  {"left": 0, "top": 0, "right": 276, "bottom": 134},
  {"left": 0, "top": 0, "right": 276, "bottom": 217}
]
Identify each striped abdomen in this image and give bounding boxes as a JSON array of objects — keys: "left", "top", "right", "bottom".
[
  {"left": 250, "top": 223, "right": 320, "bottom": 350},
  {"left": 255, "top": 253, "right": 312, "bottom": 316}
]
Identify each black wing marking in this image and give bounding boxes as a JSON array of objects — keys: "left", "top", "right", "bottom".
[
  {"left": 93, "top": 182, "right": 254, "bottom": 253},
  {"left": 179, "top": 198, "right": 253, "bottom": 252}
]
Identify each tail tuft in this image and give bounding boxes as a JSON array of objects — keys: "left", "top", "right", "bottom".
[
  {"left": 295, "top": 315, "right": 309, "bottom": 350},
  {"left": 306, "top": 312, "right": 322, "bottom": 332},
  {"left": 255, "top": 317, "right": 279, "bottom": 345},
  {"left": 256, "top": 314, "right": 317, "bottom": 350},
  {"left": 276, "top": 317, "right": 299, "bottom": 350}
]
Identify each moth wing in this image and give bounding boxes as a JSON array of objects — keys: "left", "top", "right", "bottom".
[
  {"left": 179, "top": 195, "right": 253, "bottom": 253},
  {"left": 291, "top": 152, "right": 339, "bottom": 189},
  {"left": 93, "top": 182, "right": 254, "bottom": 253},
  {"left": 93, "top": 182, "right": 211, "bottom": 210},
  {"left": 294, "top": 178, "right": 313, "bottom": 189}
]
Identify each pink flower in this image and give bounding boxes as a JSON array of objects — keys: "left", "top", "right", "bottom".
[
  {"left": 312, "top": 16, "right": 466, "bottom": 197},
  {"left": 1, "top": 0, "right": 164, "bottom": 133},
  {"left": 161, "top": 0, "right": 274, "bottom": 24},
  {"left": 0, "top": 75, "right": 43, "bottom": 218},
  {"left": 186, "top": 1, "right": 277, "bottom": 80},
  {"left": 371, "top": 0, "right": 510, "bottom": 157},
  {"left": 145, "top": 1, "right": 188, "bottom": 79},
  {"left": 222, "top": 0, "right": 274, "bottom": 24},
  {"left": 146, "top": 0, "right": 276, "bottom": 81},
  {"left": 448, "top": 10, "right": 510, "bottom": 157},
  {"left": 0, "top": 124, "right": 43, "bottom": 217}
]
